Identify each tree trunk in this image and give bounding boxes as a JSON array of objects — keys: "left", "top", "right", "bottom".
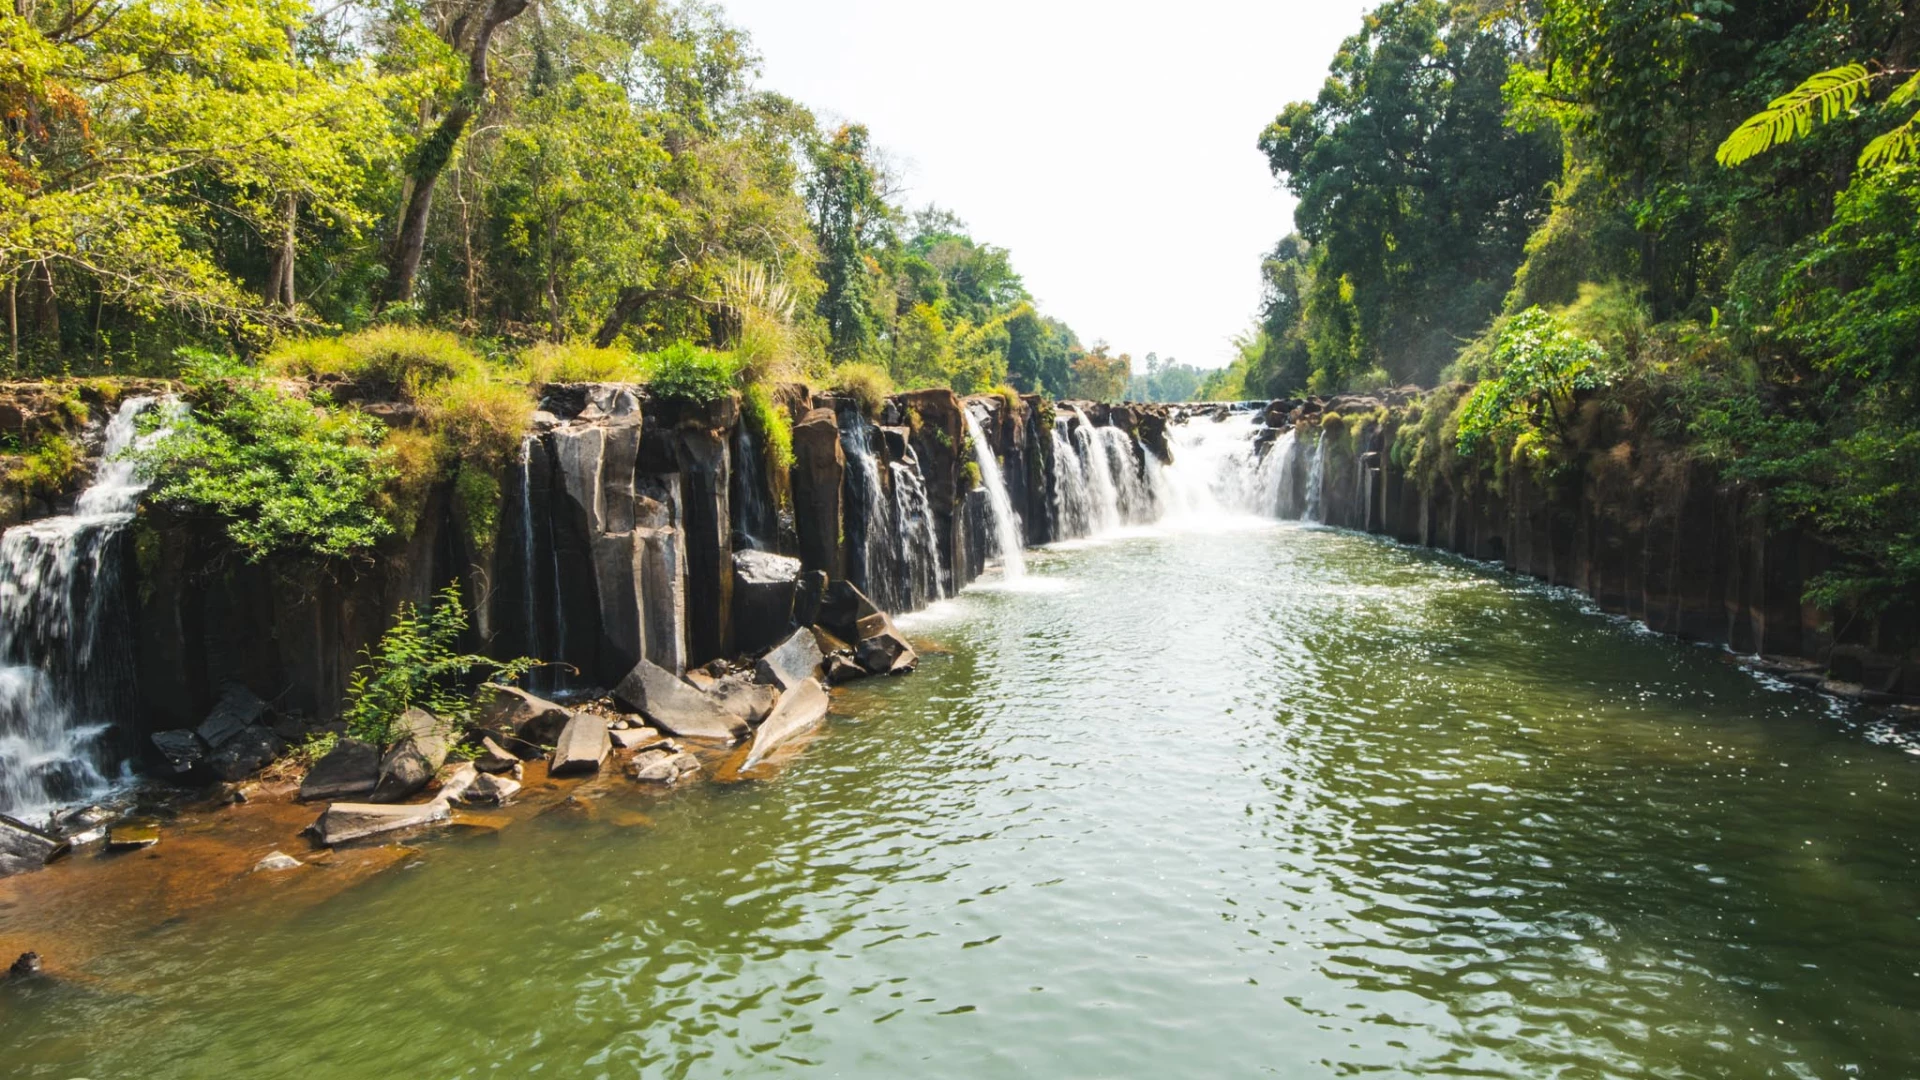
[
  {"left": 265, "top": 196, "right": 297, "bottom": 309},
  {"left": 7, "top": 277, "right": 16, "bottom": 369},
  {"left": 593, "top": 287, "right": 727, "bottom": 349},
  {"left": 382, "top": 0, "right": 530, "bottom": 306}
]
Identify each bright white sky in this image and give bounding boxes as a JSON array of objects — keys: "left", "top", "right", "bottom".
[{"left": 718, "top": 0, "right": 1376, "bottom": 371}]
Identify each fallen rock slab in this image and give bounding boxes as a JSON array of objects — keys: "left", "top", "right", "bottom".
[
  {"left": 207, "top": 725, "right": 284, "bottom": 782},
  {"left": 824, "top": 653, "right": 868, "bottom": 684},
  {"left": 476, "top": 684, "right": 573, "bottom": 747},
  {"left": 196, "top": 682, "right": 268, "bottom": 749},
  {"left": 473, "top": 736, "right": 522, "bottom": 774},
  {"left": 610, "top": 726, "right": 669, "bottom": 751},
  {"left": 372, "top": 708, "right": 449, "bottom": 802},
  {"left": 549, "top": 713, "right": 611, "bottom": 777},
  {"left": 710, "top": 676, "right": 777, "bottom": 725},
  {"left": 613, "top": 660, "right": 750, "bottom": 743},
  {"left": 298, "top": 738, "right": 381, "bottom": 800},
  {"left": 628, "top": 748, "right": 701, "bottom": 784},
  {"left": 743, "top": 678, "right": 830, "bottom": 770},
  {"left": 461, "top": 773, "right": 521, "bottom": 806},
  {"left": 755, "top": 627, "right": 824, "bottom": 691},
  {"left": 311, "top": 800, "right": 451, "bottom": 846},
  {"left": 0, "top": 814, "right": 69, "bottom": 878}
]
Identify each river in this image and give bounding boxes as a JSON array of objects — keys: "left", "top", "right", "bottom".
[{"left": 4, "top": 504, "right": 1919, "bottom": 1077}]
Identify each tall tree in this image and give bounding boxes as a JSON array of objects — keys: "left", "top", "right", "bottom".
[{"left": 806, "top": 124, "right": 889, "bottom": 361}]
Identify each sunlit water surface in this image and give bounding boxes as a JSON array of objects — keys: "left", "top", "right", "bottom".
[{"left": 4, "top": 523, "right": 1919, "bottom": 1078}]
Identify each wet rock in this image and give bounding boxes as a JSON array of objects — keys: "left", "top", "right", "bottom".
[
  {"left": 371, "top": 708, "right": 449, "bottom": 803},
  {"left": 206, "top": 725, "right": 284, "bottom": 782},
  {"left": 461, "top": 772, "right": 522, "bottom": 806},
  {"left": 0, "top": 814, "right": 69, "bottom": 878},
  {"left": 628, "top": 747, "right": 701, "bottom": 784},
  {"left": 792, "top": 570, "right": 827, "bottom": 629},
  {"left": 610, "top": 726, "right": 669, "bottom": 751},
  {"left": 792, "top": 408, "right": 845, "bottom": 579},
  {"left": 473, "top": 736, "right": 522, "bottom": 775},
  {"left": 755, "top": 627, "right": 824, "bottom": 691},
  {"left": 853, "top": 613, "right": 917, "bottom": 675},
  {"left": 612, "top": 659, "right": 750, "bottom": 743},
  {"left": 710, "top": 675, "right": 776, "bottom": 725},
  {"left": 733, "top": 550, "right": 802, "bottom": 654},
  {"left": 196, "top": 683, "right": 269, "bottom": 749},
  {"left": 7, "top": 952, "right": 42, "bottom": 979},
  {"left": 743, "top": 678, "right": 830, "bottom": 770},
  {"left": 150, "top": 729, "right": 207, "bottom": 777},
  {"left": 298, "top": 738, "right": 381, "bottom": 801},
  {"left": 818, "top": 580, "right": 881, "bottom": 644},
  {"left": 107, "top": 821, "right": 160, "bottom": 849},
  {"left": 311, "top": 800, "right": 451, "bottom": 846},
  {"left": 824, "top": 652, "right": 869, "bottom": 685},
  {"left": 435, "top": 762, "right": 480, "bottom": 804},
  {"left": 549, "top": 713, "right": 612, "bottom": 777},
  {"left": 253, "top": 851, "right": 302, "bottom": 872},
  {"left": 475, "top": 685, "right": 573, "bottom": 747}
]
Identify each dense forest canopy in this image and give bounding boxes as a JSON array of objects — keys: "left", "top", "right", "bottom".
[{"left": 0, "top": 0, "right": 1105, "bottom": 398}]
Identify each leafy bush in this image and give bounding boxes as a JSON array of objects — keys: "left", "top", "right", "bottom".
[
  {"left": 518, "top": 341, "right": 646, "bottom": 384},
  {"left": 427, "top": 373, "right": 534, "bottom": 467},
  {"left": 9, "top": 432, "right": 80, "bottom": 496},
  {"left": 344, "top": 583, "right": 536, "bottom": 748},
  {"left": 453, "top": 463, "right": 502, "bottom": 554},
  {"left": 644, "top": 341, "right": 736, "bottom": 404},
  {"left": 831, "top": 361, "right": 893, "bottom": 417},
  {"left": 133, "top": 353, "right": 398, "bottom": 560},
  {"left": 267, "top": 327, "right": 486, "bottom": 395},
  {"left": 1454, "top": 308, "right": 1609, "bottom": 463},
  {"left": 741, "top": 382, "right": 795, "bottom": 470}
]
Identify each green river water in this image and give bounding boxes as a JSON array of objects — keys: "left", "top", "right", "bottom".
[{"left": 3, "top": 522, "right": 1918, "bottom": 1078}]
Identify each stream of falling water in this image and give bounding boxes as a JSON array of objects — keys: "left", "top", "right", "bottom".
[{"left": 962, "top": 408, "right": 1026, "bottom": 579}]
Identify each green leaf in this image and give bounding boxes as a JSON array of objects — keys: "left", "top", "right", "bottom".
[{"left": 1717, "top": 64, "right": 1873, "bottom": 167}]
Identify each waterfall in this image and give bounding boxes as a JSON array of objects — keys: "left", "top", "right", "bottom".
[
  {"left": 1049, "top": 419, "right": 1095, "bottom": 538},
  {"left": 1068, "top": 409, "right": 1122, "bottom": 535},
  {"left": 730, "top": 421, "right": 774, "bottom": 552},
  {"left": 516, "top": 436, "right": 543, "bottom": 671},
  {"left": 0, "top": 397, "right": 166, "bottom": 824},
  {"left": 839, "top": 411, "right": 905, "bottom": 613},
  {"left": 1303, "top": 429, "right": 1328, "bottom": 524},
  {"left": 890, "top": 445, "right": 945, "bottom": 608},
  {"left": 962, "top": 409, "right": 1026, "bottom": 579}
]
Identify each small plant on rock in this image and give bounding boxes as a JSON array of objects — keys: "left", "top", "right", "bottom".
[{"left": 344, "top": 583, "right": 536, "bottom": 749}]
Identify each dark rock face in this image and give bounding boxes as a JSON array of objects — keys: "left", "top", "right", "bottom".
[
  {"left": 549, "top": 713, "right": 611, "bottom": 776},
  {"left": 0, "top": 815, "right": 69, "bottom": 878},
  {"left": 194, "top": 683, "right": 269, "bottom": 750},
  {"left": 755, "top": 627, "right": 824, "bottom": 692},
  {"left": 206, "top": 726, "right": 283, "bottom": 782},
  {"left": 791, "top": 408, "right": 845, "bottom": 580},
  {"left": 732, "top": 550, "right": 801, "bottom": 655},
  {"left": 817, "top": 580, "right": 882, "bottom": 645},
  {"left": 612, "top": 660, "right": 749, "bottom": 743},
  {"left": 149, "top": 730, "right": 206, "bottom": 777},
  {"left": 298, "top": 738, "right": 381, "bottom": 801},
  {"left": 371, "top": 709, "right": 448, "bottom": 803}
]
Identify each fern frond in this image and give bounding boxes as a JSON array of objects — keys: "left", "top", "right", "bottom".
[
  {"left": 1858, "top": 111, "right": 1920, "bottom": 171},
  {"left": 1888, "top": 71, "right": 1920, "bottom": 108},
  {"left": 1717, "top": 63, "right": 1874, "bottom": 167}
]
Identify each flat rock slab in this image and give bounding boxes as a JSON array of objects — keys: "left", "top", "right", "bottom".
[
  {"left": 549, "top": 714, "right": 611, "bottom": 776},
  {"left": 610, "top": 727, "right": 670, "bottom": 751},
  {"left": 312, "top": 800, "right": 451, "bottom": 846},
  {"left": 299, "top": 738, "right": 381, "bottom": 800},
  {"left": 207, "top": 726, "right": 284, "bottom": 782},
  {"left": 196, "top": 683, "right": 268, "bottom": 749},
  {"left": 755, "top": 627, "right": 823, "bottom": 691},
  {"left": 476, "top": 685, "right": 573, "bottom": 747},
  {"left": 0, "top": 814, "right": 70, "bottom": 878},
  {"left": 613, "top": 660, "right": 750, "bottom": 743},
  {"left": 743, "top": 678, "right": 830, "bottom": 770},
  {"left": 107, "top": 822, "right": 161, "bottom": 849},
  {"left": 710, "top": 677, "right": 776, "bottom": 725}
]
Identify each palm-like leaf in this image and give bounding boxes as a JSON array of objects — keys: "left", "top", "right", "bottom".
[
  {"left": 1857, "top": 114, "right": 1920, "bottom": 171},
  {"left": 1717, "top": 64, "right": 1874, "bottom": 167}
]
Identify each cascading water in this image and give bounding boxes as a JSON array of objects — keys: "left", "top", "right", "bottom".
[
  {"left": 839, "top": 411, "right": 905, "bottom": 613},
  {"left": 890, "top": 445, "right": 945, "bottom": 608},
  {"left": 0, "top": 397, "right": 167, "bottom": 824},
  {"left": 1049, "top": 419, "right": 1096, "bottom": 538},
  {"left": 730, "top": 421, "right": 774, "bottom": 552},
  {"left": 962, "top": 409, "right": 1026, "bottom": 579},
  {"left": 1303, "top": 429, "right": 1328, "bottom": 524}
]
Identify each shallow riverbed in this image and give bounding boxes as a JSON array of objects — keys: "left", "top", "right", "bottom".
[{"left": 3, "top": 522, "right": 1918, "bottom": 1078}]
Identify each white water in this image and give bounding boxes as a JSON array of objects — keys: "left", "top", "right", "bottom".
[
  {"left": 890, "top": 443, "right": 946, "bottom": 608},
  {"left": 0, "top": 397, "right": 168, "bottom": 824},
  {"left": 962, "top": 408, "right": 1026, "bottom": 580}
]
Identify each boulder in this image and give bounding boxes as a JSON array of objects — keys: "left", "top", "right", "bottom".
[
  {"left": 733, "top": 550, "right": 803, "bottom": 654},
  {"left": 8, "top": 952, "right": 42, "bottom": 978},
  {"left": 818, "top": 580, "right": 881, "bottom": 644},
  {"left": 311, "top": 800, "right": 451, "bottom": 846},
  {"left": 612, "top": 660, "right": 750, "bottom": 743},
  {"left": 435, "top": 762, "right": 479, "bottom": 804},
  {"left": 549, "top": 713, "right": 612, "bottom": 777},
  {"left": 611, "top": 727, "right": 670, "bottom": 751},
  {"left": 206, "top": 726, "right": 284, "bottom": 782},
  {"left": 755, "top": 627, "right": 824, "bottom": 691},
  {"left": 0, "top": 814, "right": 69, "bottom": 878},
  {"left": 710, "top": 675, "right": 776, "bottom": 725},
  {"left": 150, "top": 730, "right": 207, "bottom": 777},
  {"left": 742, "top": 678, "right": 830, "bottom": 770},
  {"left": 461, "top": 772, "right": 522, "bottom": 806},
  {"left": 473, "top": 736, "right": 522, "bottom": 775},
  {"left": 298, "top": 738, "right": 380, "bottom": 801},
  {"left": 475, "top": 685, "right": 573, "bottom": 747},
  {"left": 628, "top": 748, "right": 701, "bottom": 784},
  {"left": 853, "top": 612, "right": 918, "bottom": 675},
  {"left": 253, "top": 851, "right": 302, "bottom": 872},
  {"left": 824, "top": 653, "right": 869, "bottom": 685},
  {"left": 195, "top": 683, "right": 269, "bottom": 749},
  {"left": 371, "top": 709, "right": 449, "bottom": 803}
]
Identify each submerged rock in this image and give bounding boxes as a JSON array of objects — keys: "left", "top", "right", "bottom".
[
  {"left": 7, "top": 952, "right": 42, "bottom": 979},
  {"left": 253, "top": 851, "right": 302, "bottom": 872},
  {"left": 743, "top": 678, "right": 830, "bottom": 770},
  {"left": 475, "top": 685, "right": 573, "bottom": 747},
  {"left": 371, "top": 708, "right": 449, "bottom": 803},
  {"left": 0, "top": 815, "right": 69, "bottom": 878},
  {"left": 107, "top": 821, "right": 160, "bottom": 849},
  {"left": 611, "top": 727, "right": 671, "bottom": 751},
  {"left": 549, "top": 713, "right": 612, "bottom": 776},
  {"left": 628, "top": 747, "right": 701, "bottom": 784},
  {"left": 755, "top": 627, "right": 824, "bottom": 691},
  {"left": 613, "top": 660, "right": 750, "bottom": 743},
  {"left": 298, "top": 738, "right": 380, "bottom": 801},
  {"left": 311, "top": 800, "right": 451, "bottom": 846}
]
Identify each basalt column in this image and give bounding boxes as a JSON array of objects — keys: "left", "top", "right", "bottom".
[{"left": 790, "top": 406, "right": 845, "bottom": 582}]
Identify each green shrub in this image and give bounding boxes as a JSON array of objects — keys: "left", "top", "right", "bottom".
[
  {"left": 344, "top": 583, "right": 536, "bottom": 749},
  {"left": 426, "top": 374, "right": 533, "bottom": 467},
  {"left": 741, "top": 382, "right": 795, "bottom": 470},
  {"left": 453, "top": 462, "right": 502, "bottom": 553},
  {"left": 518, "top": 341, "right": 646, "bottom": 384},
  {"left": 266, "top": 327, "right": 487, "bottom": 396},
  {"left": 9, "top": 432, "right": 80, "bottom": 496},
  {"left": 645, "top": 341, "right": 737, "bottom": 404},
  {"left": 831, "top": 361, "right": 893, "bottom": 418},
  {"left": 133, "top": 352, "right": 398, "bottom": 560}
]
